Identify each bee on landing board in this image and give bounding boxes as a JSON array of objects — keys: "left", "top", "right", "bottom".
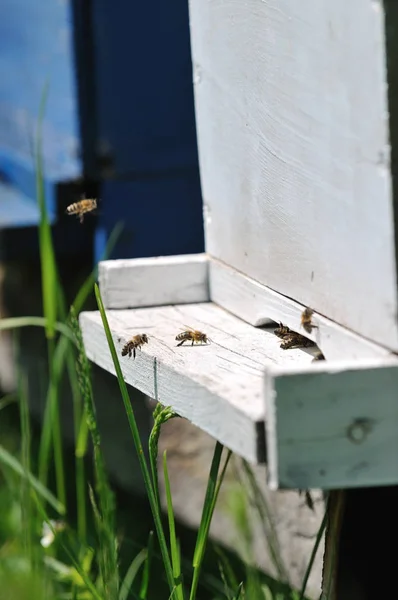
[
  {"left": 66, "top": 198, "right": 97, "bottom": 224},
  {"left": 312, "top": 351, "right": 325, "bottom": 362},
  {"left": 300, "top": 307, "right": 318, "bottom": 334},
  {"left": 280, "top": 332, "right": 315, "bottom": 350},
  {"left": 175, "top": 327, "right": 209, "bottom": 347},
  {"left": 274, "top": 322, "right": 291, "bottom": 338},
  {"left": 121, "top": 334, "right": 148, "bottom": 359}
]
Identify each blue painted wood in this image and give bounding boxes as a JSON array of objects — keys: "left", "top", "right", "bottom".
[
  {"left": 0, "top": 0, "right": 82, "bottom": 224},
  {"left": 0, "top": 151, "right": 57, "bottom": 223},
  {"left": 91, "top": 0, "right": 204, "bottom": 260},
  {"left": 94, "top": 177, "right": 204, "bottom": 262},
  {"left": 0, "top": 217, "right": 94, "bottom": 261},
  {"left": 0, "top": 0, "right": 204, "bottom": 264},
  {"left": 0, "top": 182, "right": 41, "bottom": 227},
  {"left": 91, "top": 0, "right": 200, "bottom": 176}
]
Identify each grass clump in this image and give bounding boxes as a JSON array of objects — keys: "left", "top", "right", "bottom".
[{"left": 0, "top": 88, "right": 326, "bottom": 600}]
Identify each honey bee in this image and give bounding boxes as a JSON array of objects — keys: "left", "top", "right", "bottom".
[
  {"left": 274, "top": 322, "right": 291, "bottom": 338},
  {"left": 280, "top": 332, "right": 315, "bottom": 350},
  {"left": 300, "top": 307, "right": 318, "bottom": 334},
  {"left": 175, "top": 327, "right": 209, "bottom": 347},
  {"left": 66, "top": 198, "right": 97, "bottom": 224},
  {"left": 121, "top": 334, "right": 148, "bottom": 359},
  {"left": 312, "top": 351, "right": 325, "bottom": 362}
]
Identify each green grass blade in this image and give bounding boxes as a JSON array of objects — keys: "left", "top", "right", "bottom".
[
  {"left": 0, "top": 393, "right": 17, "bottom": 411},
  {"left": 0, "top": 445, "right": 65, "bottom": 514},
  {"left": 139, "top": 531, "right": 154, "bottom": 600},
  {"left": 192, "top": 443, "right": 224, "bottom": 568},
  {"left": 149, "top": 404, "right": 164, "bottom": 511},
  {"left": 19, "top": 372, "right": 34, "bottom": 568},
  {"left": 76, "top": 411, "right": 90, "bottom": 457},
  {"left": 240, "top": 459, "right": 288, "bottom": 583},
  {"left": 67, "top": 221, "right": 124, "bottom": 534},
  {"left": 232, "top": 582, "right": 244, "bottom": 600},
  {"left": 37, "top": 336, "right": 68, "bottom": 475},
  {"left": 69, "top": 221, "right": 123, "bottom": 540},
  {"left": 0, "top": 314, "right": 78, "bottom": 512},
  {"left": 88, "top": 483, "right": 118, "bottom": 598},
  {"left": 94, "top": 283, "right": 174, "bottom": 593},
  {"left": 65, "top": 345, "right": 87, "bottom": 541},
  {"left": 36, "top": 219, "right": 122, "bottom": 506},
  {"left": 35, "top": 83, "right": 58, "bottom": 341},
  {"left": 38, "top": 333, "right": 68, "bottom": 497},
  {"left": 75, "top": 450, "right": 87, "bottom": 542},
  {"left": 190, "top": 445, "right": 232, "bottom": 600},
  {"left": 163, "top": 451, "right": 184, "bottom": 600},
  {"left": 119, "top": 548, "right": 148, "bottom": 600},
  {"left": 0, "top": 316, "right": 75, "bottom": 342},
  {"left": 149, "top": 405, "right": 178, "bottom": 511},
  {"left": 217, "top": 560, "right": 232, "bottom": 600},
  {"left": 35, "top": 83, "right": 66, "bottom": 508},
  {"left": 34, "top": 498, "right": 103, "bottom": 600},
  {"left": 167, "top": 587, "right": 178, "bottom": 600},
  {"left": 299, "top": 508, "right": 328, "bottom": 600},
  {"left": 71, "top": 309, "right": 119, "bottom": 598},
  {"left": 214, "top": 545, "right": 239, "bottom": 599}
]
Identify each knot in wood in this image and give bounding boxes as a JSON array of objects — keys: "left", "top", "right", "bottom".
[{"left": 346, "top": 418, "right": 373, "bottom": 445}]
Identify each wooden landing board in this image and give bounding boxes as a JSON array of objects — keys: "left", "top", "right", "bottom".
[
  {"left": 265, "top": 358, "right": 398, "bottom": 490},
  {"left": 80, "top": 302, "right": 316, "bottom": 463},
  {"left": 99, "top": 254, "right": 209, "bottom": 309},
  {"left": 209, "top": 258, "right": 392, "bottom": 361}
]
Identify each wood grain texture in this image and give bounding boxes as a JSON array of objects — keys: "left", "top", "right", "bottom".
[
  {"left": 209, "top": 258, "right": 392, "bottom": 360},
  {"left": 265, "top": 358, "right": 398, "bottom": 490},
  {"left": 189, "top": 0, "right": 398, "bottom": 350},
  {"left": 99, "top": 253, "right": 209, "bottom": 309},
  {"left": 80, "top": 302, "right": 316, "bottom": 463}
]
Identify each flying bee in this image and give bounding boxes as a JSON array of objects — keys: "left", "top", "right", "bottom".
[
  {"left": 66, "top": 198, "right": 97, "bottom": 224},
  {"left": 300, "top": 307, "right": 318, "bottom": 334},
  {"left": 121, "top": 333, "right": 148, "bottom": 359},
  {"left": 175, "top": 327, "right": 209, "bottom": 347},
  {"left": 312, "top": 351, "right": 325, "bottom": 362},
  {"left": 280, "top": 332, "right": 315, "bottom": 350},
  {"left": 274, "top": 322, "right": 291, "bottom": 338}
]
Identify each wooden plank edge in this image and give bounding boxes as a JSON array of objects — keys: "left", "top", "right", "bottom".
[
  {"left": 79, "top": 310, "right": 265, "bottom": 464},
  {"left": 209, "top": 257, "right": 392, "bottom": 360},
  {"left": 99, "top": 253, "right": 210, "bottom": 309},
  {"left": 264, "top": 358, "right": 398, "bottom": 491}
]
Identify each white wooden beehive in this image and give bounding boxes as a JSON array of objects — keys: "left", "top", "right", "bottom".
[{"left": 81, "top": 0, "right": 398, "bottom": 491}]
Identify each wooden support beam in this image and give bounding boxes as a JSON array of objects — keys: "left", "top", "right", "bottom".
[
  {"left": 265, "top": 359, "right": 398, "bottom": 490},
  {"left": 99, "top": 253, "right": 209, "bottom": 309}
]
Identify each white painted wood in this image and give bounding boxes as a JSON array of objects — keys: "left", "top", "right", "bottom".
[
  {"left": 79, "top": 302, "right": 317, "bottom": 463},
  {"left": 189, "top": 0, "right": 398, "bottom": 350},
  {"left": 209, "top": 258, "right": 392, "bottom": 361},
  {"left": 264, "top": 357, "right": 398, "bottom": 491},
  {"left": 99, "top": 254, "right": 209, "bottom": 309}
]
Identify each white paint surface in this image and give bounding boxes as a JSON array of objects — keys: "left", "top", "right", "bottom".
[
  {"left": 80, "top": 302, "right": 316, "bottom": 463},
  {"left": 99, "top": 253, "right": 209, "bottom": 309},
  {"left": 189, "top": 0, "right": 398, "bottom": 349},
  {"left": 265, "top": 358, "right": 398, "bottom": 490},
  {"left": 209, "top": 258, "right": 392, "bottom": 360}
]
